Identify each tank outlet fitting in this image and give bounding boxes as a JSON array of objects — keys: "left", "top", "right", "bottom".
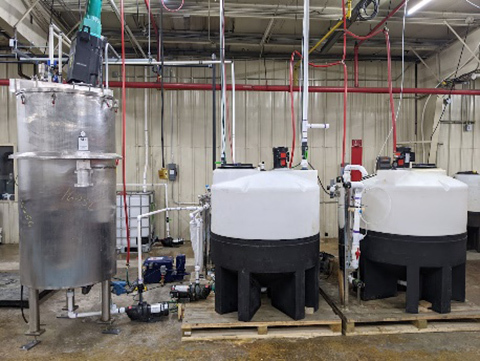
[{"left": 75, "top": 160, "right": 93, "bottom": 187}]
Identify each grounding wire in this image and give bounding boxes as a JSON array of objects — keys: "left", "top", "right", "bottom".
[{"left": 377, "top": 0, "right": 408, "bottom": 159}]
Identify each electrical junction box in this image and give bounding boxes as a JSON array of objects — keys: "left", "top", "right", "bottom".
[
  {"left": 168, "top": 163, "right": 178, "bottom": 181},
  {"left": 465, "top": 123, "right": 474, "bottom": 132}
]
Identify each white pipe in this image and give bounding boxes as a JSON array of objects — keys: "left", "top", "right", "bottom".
[
  {"left": 301, "top": 0, "right": 310, "bottom": 162},
  {"left": 220, "top": 0, "right": 227, "bottom": 162},
  {"left": 343, "top": 165, "right": 369, "bottom": 182},
  {"left": 105, "top": 59, "right": 233, "bottom": 66},
  {"left": 307, "top": 123, "right": 329, "bottom": 129},
  {"left": 66, "top": 289, "right": 124, "bottom": 319},
  {"left": 48, "top": 24, "right": 54, "bottom": 82},
  {"left": 231, "top": 62, "right": 236, "bottom": 163},
  {"left": 58, "top": 33, "right": 63, "bottom": 82},
  {"left": 137, "top": 206, "right": 203, "bottom": 284},
  {"left": 105, "top": 42, "right": 120, "bottom": 89},
  {"left": 143, "top": 68, "right": 149, "bottom": 193}
]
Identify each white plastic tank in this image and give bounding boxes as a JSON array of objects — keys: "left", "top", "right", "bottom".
[
  {"left": 211, "top": 168, "right": 320, "bottom": 240},
  {"left": 361, "top": 168, "right": 468, "bottom": 237},
  {"left": 454, "top": 172, "right": 480, "bottom": 213}
]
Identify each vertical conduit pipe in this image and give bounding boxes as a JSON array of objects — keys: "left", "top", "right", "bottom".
[
  {"left": 301, "top": 0, "right": 310, "bottom": 163},
  {"left": 231, "top": 62, "right": 236, "bottom": 163}
]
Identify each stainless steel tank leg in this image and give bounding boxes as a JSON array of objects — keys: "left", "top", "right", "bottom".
[
  {"left": 26, "top": 288, "right": 45, "bottom": 336},
  {"left": 100, "top": 280, "right": 111, "bottom": 322}
]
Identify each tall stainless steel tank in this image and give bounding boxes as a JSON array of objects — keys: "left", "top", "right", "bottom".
[{"left": 10, "top": 79, "right": 120, "bottom": 290}]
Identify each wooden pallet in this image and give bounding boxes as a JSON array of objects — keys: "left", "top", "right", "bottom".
[
  {"left": 181, "top": 294, "right": 342, "bottom": 341},
  {"left": 319, "top": 277, "right": 480, "bottom": 336}
]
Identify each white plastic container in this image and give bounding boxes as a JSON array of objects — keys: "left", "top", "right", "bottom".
[
  {"left": 361, "top": 168, "right": 468, "bottom": 237},
  {"left": 211, "top": 168, "right": 320, "bottom": 240}
]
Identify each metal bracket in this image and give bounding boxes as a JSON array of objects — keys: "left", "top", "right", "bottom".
[{"left": 20, "top": 339, "right": 41, "bottom": 351}]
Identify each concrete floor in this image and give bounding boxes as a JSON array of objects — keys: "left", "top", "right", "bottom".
[{"left": 0, "top": 239, "right": 480, "bottom": 361}]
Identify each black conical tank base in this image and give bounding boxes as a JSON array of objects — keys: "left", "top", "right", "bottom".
[
  {"left": 211, "top": 233, "right": 319, "bottom": 321},
  {"left": 360, "top": 231, "right": 467, "bottom": 314}
]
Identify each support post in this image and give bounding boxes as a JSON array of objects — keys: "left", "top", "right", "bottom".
[
  {"left": 101, "top": 280, "right": 111, "bottom": 323},
  {"left": 26, "top": 288, "right": 44, "bottom": 336}
]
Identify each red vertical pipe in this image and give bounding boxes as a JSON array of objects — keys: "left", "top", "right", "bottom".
[{"left": 354, "top": 45, "right": 359, "bottom": 88}]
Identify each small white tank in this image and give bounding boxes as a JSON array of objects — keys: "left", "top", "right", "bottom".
[
  {"left": 361, "top": 168, "right": 468, "bottom": 237},
  {"left": 211, "top": 168, "right": 320, "bottom": 240},
  {"left": 454, "top": 172, "right": 480, "bottom": 213}
]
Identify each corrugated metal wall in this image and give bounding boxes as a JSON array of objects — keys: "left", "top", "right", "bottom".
[{"left": 0, "top": 59, "right": 416, "bottom": 243}]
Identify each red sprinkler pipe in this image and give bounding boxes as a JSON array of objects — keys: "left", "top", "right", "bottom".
[
  {"left": 102, "top": 81, "right": 480, "bottom": 95},
  {"left": 0, "top": 79, "right": 479, "bottom": 95},
  {"left": 354, "top": 0, "right": 407, "bottom": 87}
]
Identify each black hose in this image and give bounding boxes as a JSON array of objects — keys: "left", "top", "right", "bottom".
[
  {"left": 160, "top": 8, "right": 166, "bottom": 169},
  {"left": 307, "top": 162, "right": 330, "bottom": 195},
  {"left": 20, "top": 285, "right": 28, "bottom": 324},
  {"left": 358, "top": 0, "right": 379, "bottom": 21}
]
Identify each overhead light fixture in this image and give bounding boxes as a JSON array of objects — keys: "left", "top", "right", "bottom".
[{"left": 407, "top": 0, "right": 433, "bottom": 15}]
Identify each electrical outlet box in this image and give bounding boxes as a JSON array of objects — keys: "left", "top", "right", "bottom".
[
  {"left": 168, "top": 163, "right": 178, "bottom": 181},
  {"left": 464, "top": 123, "right": 474, "bottom": 132},
  {"left": 158, "top": 168, "right": 168, "bottom": 180}
]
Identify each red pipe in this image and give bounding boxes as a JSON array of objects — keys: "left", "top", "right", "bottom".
[
  {"left": 2, "top": 79, "right": 480, "bottom": 95},
  {"left": 354, "top": 45, "right": 359, "bottom": 88},
  {"left": 354, "top": 0, "right": 406, "bottom": 87},
  {"left": 102, "top": 81, "right": 480, "bottom": 95}
]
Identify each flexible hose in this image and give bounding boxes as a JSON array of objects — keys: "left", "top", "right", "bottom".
[
  {"left": 161, "top": 0, "right": 184, "bottom": 12},
  {"left": 120, "top": 0, "right": 131, "bottom": 265},
  {"left": 384, "top": 30, "right": 397, "bottom": 153}
]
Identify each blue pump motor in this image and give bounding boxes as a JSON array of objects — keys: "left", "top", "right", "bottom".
[{"left": 143, "top": 255, "right": 188, "bottom": 284}]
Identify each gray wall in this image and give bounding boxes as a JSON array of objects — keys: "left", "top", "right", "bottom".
[{"left": 0, "top": 59, "right": 417, "bottom": 243}]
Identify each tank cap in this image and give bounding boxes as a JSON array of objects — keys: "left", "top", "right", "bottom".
[
  {"left": 456, "top": 171, "right": 479, "bottom": 175},
  {"left": 412, "top": 163, "right": 437, "bottom": 169},
  {"left": 218, "top": 163, "right": 254, "bottom": 169}
]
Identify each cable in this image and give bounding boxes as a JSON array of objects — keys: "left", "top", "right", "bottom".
[
  {"left": 20, "top": 285, "right": 28, "bottom": 324},
  {"left": 161, "top": 0, "right": 184, "bottom": 12},
  {"left": 120, "top": 0, "right": 131, "bottom": 266},
  {"left": 430, "top": 24, "right": 471, "bottom": 140},
  {"left": 465, "top": 0, "right": 480, "bottom": 9},
  {"left": 308, "top": 162, "right": 330, "bottom": 195},
  {"left": 385, "top": 30, "right": 397, "bottom": 153}
]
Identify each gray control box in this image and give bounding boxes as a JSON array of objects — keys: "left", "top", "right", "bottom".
[{"left": 168, "top": 163, "right": 178, "bottom": 181}]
